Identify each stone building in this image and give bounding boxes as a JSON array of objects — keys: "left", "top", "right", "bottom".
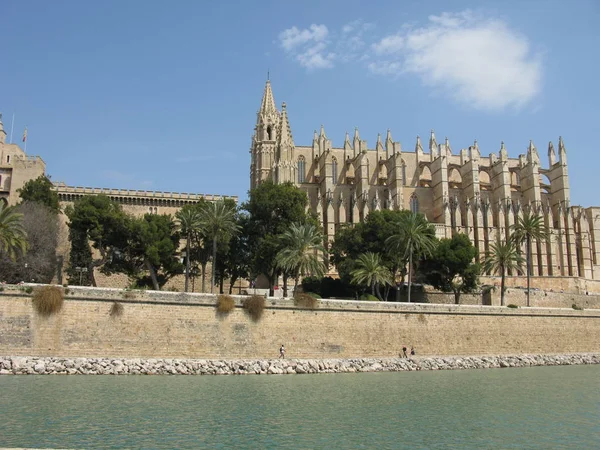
[
  {"left": 0, "top": 114, "right": 46, "bottom": 205},
  {"left": 250, "top": 80, "right": 600, "bottom": 281}
]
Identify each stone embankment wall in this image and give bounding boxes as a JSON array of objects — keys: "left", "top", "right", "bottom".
[
  {"left": 0, "top": 286, "right": 599, "bottom": 359},
  {"left": 2, "top": 354, "right": 598, "bottom": 376}
]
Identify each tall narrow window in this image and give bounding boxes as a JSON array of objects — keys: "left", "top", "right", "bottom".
[
  {"left": 331, "top": 157, "right": 338, "bottom": 184},
  {"left": 402, "top": 162, "right": 407, "bottom": 186},
  {"left": 6, "top": 155, "right": 10, "bottom": 164},
  {"left": 297, "top": 156, "right": 306, "bottom": 183},
  {"left": 267, "top": 126, "right": 272, "bottom": 140},
  {"left": 410, "top": 194, "right": 419, "bottom": 214}
]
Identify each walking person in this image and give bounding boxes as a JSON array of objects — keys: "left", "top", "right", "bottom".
[
  {"left": 401, "top": 346, "right": 408, "bottom": 358},
  {"left": 410, "top": 346, "right": 416, "bottom": 356},
  {"left": 279, "top": 344, "right": 285, "bottom": 359}
]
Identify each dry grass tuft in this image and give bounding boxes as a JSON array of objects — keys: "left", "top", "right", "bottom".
[
  {"left": 32, "top": 286, "right": 64, "bottom": 317},
  {"left": 216, "top": 295, "right": 236, "bottom": 315},
  {"left": 294, "top": 293, "right": 320, "bottom": 309},
  {"left": 242, "top": 295, "right": 266, "bottom": 322},
  {"left": 110, "top": 301, "right": 124, "bottom": 318}
]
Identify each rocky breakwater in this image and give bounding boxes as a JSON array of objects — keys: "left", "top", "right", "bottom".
[{"left": 1, "top": 354, "right": 599, "bottom": 375}]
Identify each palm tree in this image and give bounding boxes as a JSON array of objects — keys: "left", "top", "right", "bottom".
[
  {"left": 275, "top": 223, "right": 326, "bottom": 295},
  {"left": 483, "top": 240, "right": 525, "bottom": 306},
  {"left": 175, "top": 206, "right": 203, "bottom": 292},
  {"left": 510, "top": 211, "right": 549, "bottom": 306},
  {"left": 198, "top": 200, "right": 240, "bottom": 293},
  {"left": 350, "top": 252, "right": 393, "bottom": 300},
  {"left": 0, "top": 203, "right": 28, "bottom": 261},
  {"left": 386, "top": 213, "right": 437, "bottom": 303}
]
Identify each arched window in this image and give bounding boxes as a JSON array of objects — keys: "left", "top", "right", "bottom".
[
  {"left": 410, "top": 194, "right": 419, "bottom": 214},
  {"left": 402, "top": 161, "right": 407, "bottom": 186},
  {"left": 331, "top": 157, "right": 338, "bottom": 184},
  {"left": 267, "top": 125, "right": 272, "bottom": 140},
  {"left": 297, "top": 156, "right": 306, "bottom": 183}
]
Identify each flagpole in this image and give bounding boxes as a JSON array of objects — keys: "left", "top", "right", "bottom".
[
  {"left": 24, "top": 127, "right": 27, "bottom": 153},
  {"left": 9, "top": 114, "right": 14, "bottom": 144}
]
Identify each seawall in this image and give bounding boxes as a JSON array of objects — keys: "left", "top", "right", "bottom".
[
  {"left": 2, "top": 354, "right": 599, "bottom": 375},
  {"left": 1, "top": 286, "right": 599, "bottom": 359}
]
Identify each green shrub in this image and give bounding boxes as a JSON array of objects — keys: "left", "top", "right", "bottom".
[
  {"left": 243, "top": 295, "right": 266, "bottom": 322},
  {"left": 294, "top": 293, "right": 320, "bottom": 309},
  {"left": 507, "top": 304, "right": 519, "bottom": 309},
  {"left": 359, "top": 293, "right": 379, "bottom": 301},
  {"left": 0, "top": 286, "right": 4, "bottom": 292},
  {"left": 216, "top": 295, "right": 236, "bottom": 315},
  {"left": 572, "top": 303, "right": 583, "bottom": 311},
  {"left": 32, "top": 286, "right": 64, "bottom": 316},
  {"left": 64, "top": 287, "right": 70, "bottom": 295},
  {"left": 110, "top": 301, "right": 124, "bottom": 318},
  {"left": 23, "top": 286, "right": 34, "bottom": 294}
]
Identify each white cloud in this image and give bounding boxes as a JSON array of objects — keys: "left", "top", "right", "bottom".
[
  {"left": 276, "top": 13, "right": 542, "bottom": 110},
  {"left": 278, "top": 24, "right": 334, "bottom": 70},
  {"left": 369, "top": 11, "right": 542, "bottom": 110}
]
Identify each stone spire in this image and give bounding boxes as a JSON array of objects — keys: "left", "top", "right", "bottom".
[
  {"left": 429, "top": 129, "right": 437, "bottom": 153},
  {"left": 558, "top": 136, "right": 567, "bottom": 164},
  {"left": 319, "top": 124, "right": 326, "bottom": 138},
  {"left": 278, "top": 102, "right": 294, "bottom": 147},
  {"left": 548, "top": 141, "right": 556, "bottom": 166},
  {"left": 415, "top": 135, "right": 424, "bottom": 153},
  {"left": 344, "top": 131, "right": 351, "bottom": 149},
  {"left": 259, "top": 80, "right": 278, "bottom": 118},
  {"left": 500, "top": 141, "right": 508, "bottom": 160},
  {"left": 376, "top": 133, "right": 383, "bottom": 152},
  {"left": 527, "top": 139, "right": 540, "bottom": 164}
]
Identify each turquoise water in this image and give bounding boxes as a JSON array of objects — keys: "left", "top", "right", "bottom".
[{"left": 1, "top": 365, "right": 599, "bottom": 449}]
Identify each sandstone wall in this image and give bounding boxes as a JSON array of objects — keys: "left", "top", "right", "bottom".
[{"left": 1, "top": 286, "right": 599, "bottom": 360}]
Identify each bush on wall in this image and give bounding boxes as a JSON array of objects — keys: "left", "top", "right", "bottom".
[
  {"left": 243, "top": 295, "right": 265, "bottom": 322},
  {"left": 294, "top": 293, "right": 320, "bottom": 309},
  {"left": 32, "top": 286, "right": 64, "bottom": 316},
  {"left": 110, "top": 301, "right": 124, "bottom": 318},
  {"left": 216, "top": 295, "right": 236, "bottom": 315}
]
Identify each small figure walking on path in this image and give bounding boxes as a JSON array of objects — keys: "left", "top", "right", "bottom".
[
  {"left": 410, "top": 346, "right": 416, "bottom": 356},
  {"left": 401, "top": 346, "right": 408, "bottom": 358},
  {"left": 279, "top": 344, "right": 285, "bottom": 359}
]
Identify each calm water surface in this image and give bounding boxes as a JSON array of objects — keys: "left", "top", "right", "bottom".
[{"left": 1, "top": 365, "right": 599, "bottom": 449}]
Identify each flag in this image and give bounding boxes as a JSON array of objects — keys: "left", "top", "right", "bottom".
[{"left": 22, "top": 127, "right": 27, "bottom": 142}]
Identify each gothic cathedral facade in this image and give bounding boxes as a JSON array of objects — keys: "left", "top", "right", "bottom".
[{"left": 250, "top": 80, "right": 600, "bottom": 281}]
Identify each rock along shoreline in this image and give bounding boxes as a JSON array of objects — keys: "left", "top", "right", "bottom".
[{"left": 1, "top": 354, "right": 599, "bottom": 375}]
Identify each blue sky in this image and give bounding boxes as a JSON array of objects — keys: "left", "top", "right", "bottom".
[{"left": 1, "top": 0, "right": 599, "bottom": 205}]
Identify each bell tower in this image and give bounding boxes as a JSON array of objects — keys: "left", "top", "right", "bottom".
[{"left": 250, "top": 80, "right": 280, "bottom": 189}]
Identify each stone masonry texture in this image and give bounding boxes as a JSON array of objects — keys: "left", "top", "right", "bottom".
[{"left": 0, "top": 287, "right": 599, "bottom": 359}]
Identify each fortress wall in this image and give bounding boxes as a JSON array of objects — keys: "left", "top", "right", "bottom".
[{"left": 1, "top": 287, "right": 598, "bottom": 359}]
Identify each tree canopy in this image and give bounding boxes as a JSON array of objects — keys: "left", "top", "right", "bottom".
[
  {"left": 421, "top": 233, "right": 480, "bottom": 304},
  {"left": 18, "top": 175, "right": 60, "bottom": 212}
]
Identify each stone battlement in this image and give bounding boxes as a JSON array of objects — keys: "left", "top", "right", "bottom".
[{"left": 53, "top": 182, "right": 238, "bottom": 204}]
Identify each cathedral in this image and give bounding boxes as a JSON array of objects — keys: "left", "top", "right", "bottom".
[{"left": 250, "top": 80, "right": 600, "bottom": 281}]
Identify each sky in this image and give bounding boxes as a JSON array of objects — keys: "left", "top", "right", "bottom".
[{"left": 1, "top": 0, "right": 599, "bottom": 206}]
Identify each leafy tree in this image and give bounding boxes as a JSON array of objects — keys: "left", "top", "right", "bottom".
[
  {"left": 65, "top": 194, "right": 129, "bottom": 286},
  {"left": 67, "top": 227, "right": 92, "bottom": 285},
  {"left": 421, "top": 233, "right": 480, "bottom": 304},
  {"left": 386, "top": 212, "right": 437, "bottom": 303},
  {"left": 275, "top": 223, "right": 326, "bottom": 296},
  {"left": 483, "top": 240, "right": 525, "bottom": 306},
  {"left": 198, "top": 199, "right": 240, "bottom": 293},
  {"left": 0, "top": 202, "right": 58, "bottom": 283},
  {"left": 18, "top": 175, "right": 60, "bottom": 213},
  {"left": 122, "top": 213, "right": 182, "bottom": 290},
  {"left": 510, "top": 211, "right": 549, "bottom": 306},
  {"left": 0, "top": 202, "right": 28, "bottom": 262},
  {"left": 244, "top": 181, "right": 313, "bottom": 295},
  {"left": 330, "top": 210, "right": 414, "bottom": 300},
  {"left": 350, "top": 252, "right": 393, "bottom": 300},
  {"left": 218, "top": 213, "right": 251, "bottom": 294},
  {"left": 175, "top": 205, "right": 203, "bottom": 292}
]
